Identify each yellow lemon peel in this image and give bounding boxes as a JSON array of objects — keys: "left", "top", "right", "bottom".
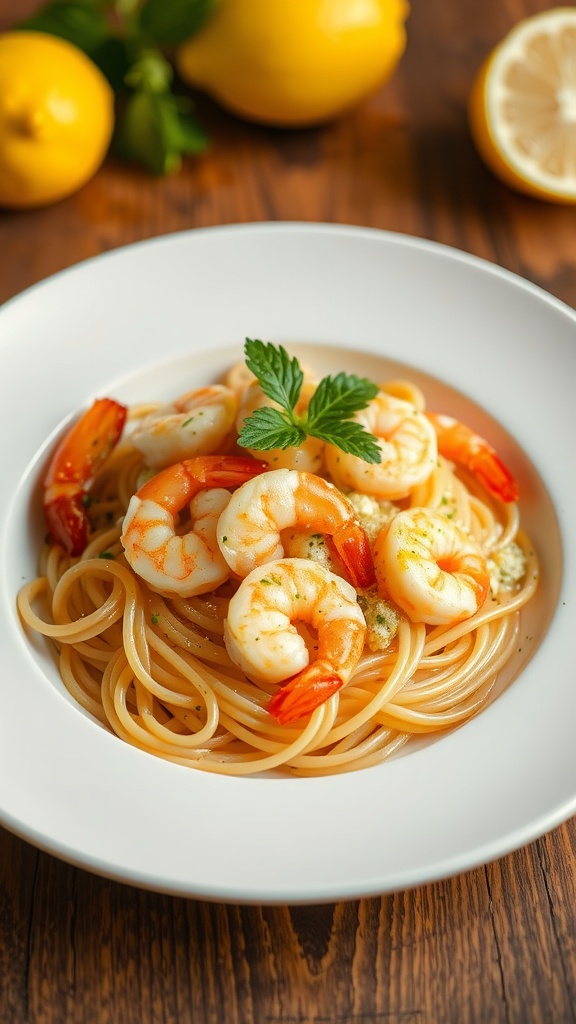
[
  {"left": 0, "top": 31, "right": 114, "bottom": 209},
  {"left": 176, "top": 0, "right": 409, "bottom": 128}
]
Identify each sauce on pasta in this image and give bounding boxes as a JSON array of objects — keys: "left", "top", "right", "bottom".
[{"left": 17, "top": 357, "right": 538, "bottom": 776}]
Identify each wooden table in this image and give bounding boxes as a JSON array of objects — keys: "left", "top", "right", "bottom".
[{"left": 1, "top": 1, "right": 575, "bottom": 1021}]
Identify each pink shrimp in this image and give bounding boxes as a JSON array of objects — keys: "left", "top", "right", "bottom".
[
  {"left": 374, "top": 507, "right": 490, "bottom": 626},
  {"left": 217, "top": 468, "right": 376, "bottom": 589},
  {"left": 43, "top": 398, "right": 128, "bottom": 556},
  {"left": 223, "top": 558, "right": 366, "bottom": 725},
  {"left": 427, "top": 413, "right": 519, "bottom": 503},
  {"left": 120, "top": 455, "right": 268, "bottom": 596}
]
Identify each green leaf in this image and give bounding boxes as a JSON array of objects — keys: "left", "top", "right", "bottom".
[
  {"left": 113, "top": 0, "right": 141, "bottom": 15},
  {"left": 114, "top": 85, "right": 207, "bottom": 175},
  {"left": 307, "top": 419, "right": 382, "bottom": 463},
  {"left": 139, "top": 0, "right": 218, "bottom": 45},
  {"left": 165, "top": 96, "right": 209, "bottom": 154},
  {"left": 244, "top": 338, "right": 303, "bottom": 413},
  {"left": 90, "top": 36, "right": 131, "bottom": 91},
  {"left": 114, "top": 89, "right": 170, "bottom": 174},
  {"left": 17, "top": 1, "right": 109, "bottom": 55},
  {"left": 307, "top": 372, "right": 378, "bottom": 426},
  {"left": 237, "top": 341, "right": 382, "bottom": 465},
  {"left": 124, "top": 49, "right": 174, "bottom": 93},
  {"left": 238, "top": 407, "right": 306, "bottom": 452}
]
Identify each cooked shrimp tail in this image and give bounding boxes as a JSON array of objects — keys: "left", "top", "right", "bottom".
[
  {"left": 223, "top": 557, "right": 366, "bottom": 724},
  {"left": 135, "top": 454, "right": 268, "bottom": 511},
  {"left": 44, "top": 397, "right": 127, "bottom": 556},
  {"left": 332, "top": 519, "right": 375, "bottom": 589},
  {"left": 197, "top": 454, "right": 269, "bottom": 489},
  {"left": 428, "top": 413, "right": 519, "bottom": 503},
  {"left": 268, "top": 661, "right": 343, "bottom": 725},
  {"left": 466, "top": 446, "right": 518, "bottom": 504}
]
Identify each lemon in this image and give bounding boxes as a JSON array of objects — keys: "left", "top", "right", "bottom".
[
  {"left": 176, "top": 0, "right": 409, "bottom": 127},
  {"left": 469, "top": 8, "right": 576, "bottom": 204},
  {"left": 0, "top": 31, "right": 114, "bottom": 209}
]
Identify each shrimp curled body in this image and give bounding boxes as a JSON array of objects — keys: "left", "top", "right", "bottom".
[
  {"left": 120, "top": 455, "right": 267, "bottom": 597},
  {"left": 131, "top": 385, "right": 238, "bottom": 469},
  {"left": 374, "top": 507, "right": 490, "bottom": 626},
  {"left": 217, "top": 468, "right": 375, "bottom": 589},
  {"left": 224, "top": 557, "right": 366, "bottom": 724},
  {"left": 325, "top": 392, "right": 438, "bottom": 500}
]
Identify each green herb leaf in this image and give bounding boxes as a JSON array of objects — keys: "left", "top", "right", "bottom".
[
  {"left": 238, "top": 407, "right": 306, "bottom": 451},
  {"left": 139, "top": 0, "right": 218, "bottom": 46},
  {"left": 244, "top": 339, "right": 303, "bottom": 412},
  {"left": 114, "top": 89, "right": 167, "bottom": 174},
  {"left": 17, "top": 0, "right": 108, "bottom": 54},
  {"left": 238, "top": 341, "right": 381, "bottom": 464},
  {"left": 304, "top": 371, "right": 381, "bottom": 462},
  {"left": 114, "top": 82, "right": 207, "bottom": 175},
  {"left": 308, "top": 418, "right": 381, "bottom": 463},
  {"left": 91, "top": 37, "right": 132, "bottom": 92},
  {"left": 124, "top": 48, "right": 173, "bottom": 93},
  {"left": 113, "top": 0, "right": 141, "bottom": 15},
  {"left": 169, "top": 97, "right": 209, "bottom": 154},
  {"left": 307, "top": 372, "right": 378, "bottom": 424}
]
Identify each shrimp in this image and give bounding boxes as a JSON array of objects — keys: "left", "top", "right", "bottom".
[
  {"left": 44, "top": 398, "right": 128, "bottom": 556},
  {"left": 224, "top": 558, "right": 366, "bottom": 724},
  {"left": 237, "top": 379, "right": 324, "bottom": 473},
  {"left": 373, "top": 507, "right": 490, "bottom": 626},
  {"left": 131, "top": 385, "right": 237, "bottom": 469},
  {"left": 325, "top": 391, "right": 438, "bottom": 500},
  {"left": 427, "top": 413, "right": 519, "bottom": 503},
  {"left": 120, "top": 455, "right": 268, "bottom": 597},
  {"left": 217, "top": 468, "right": 375, "bottom": 589},
  {"left": 380, "top": 378, "right": 426, "bottom": 411}
]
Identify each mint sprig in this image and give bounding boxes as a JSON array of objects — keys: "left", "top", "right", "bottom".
[
  {"left": 238, "top": 339, "right": 381, "bottom": 464},
  {"left": 244, "top": 338, "right": 304, "bottom": 411}
]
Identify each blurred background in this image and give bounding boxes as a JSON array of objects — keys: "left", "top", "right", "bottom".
[{"left": 1, "top": 0, "right": 575, "bottom": 309}]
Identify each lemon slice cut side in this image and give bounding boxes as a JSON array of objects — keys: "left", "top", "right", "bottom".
[{"left": 469, "top": 8, "right": 576, "bottom": 203}]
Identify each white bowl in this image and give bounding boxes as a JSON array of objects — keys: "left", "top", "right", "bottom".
[{"left": 1, "top": 223, "right": 573, "bottom": 904}]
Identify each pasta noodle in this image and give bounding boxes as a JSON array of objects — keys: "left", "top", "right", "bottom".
[{"left": 17, "top": 370, "right": 538, "bottom": 777}]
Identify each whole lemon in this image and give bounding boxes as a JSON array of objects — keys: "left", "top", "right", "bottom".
[
  {"left": 176, "top": 0, "right": 409, "bottom": 127},
  {"left": 0, "top": 31, "right": 114, "bottom": 209}
]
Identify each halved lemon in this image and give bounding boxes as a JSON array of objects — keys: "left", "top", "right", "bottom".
[{"left": 469, "top": 8, "right": 576, "bottom": 203}]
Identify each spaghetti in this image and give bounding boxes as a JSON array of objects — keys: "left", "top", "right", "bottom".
[{"left": 17, "top": 363, "right": 538, "bottom": 777}]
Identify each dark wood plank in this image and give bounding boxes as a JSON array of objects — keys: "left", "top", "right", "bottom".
[{"left": 3, "top": 825, "right": 576, "bottom": 1024}]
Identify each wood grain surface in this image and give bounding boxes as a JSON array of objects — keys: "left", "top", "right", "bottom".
[{"left": 1, "top": 1, "right": 576, "bottom": 1022}]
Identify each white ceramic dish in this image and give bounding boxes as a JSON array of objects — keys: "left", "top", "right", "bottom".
[{"left": 1, "top": 223, "right": 574, "bottom": 904}]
